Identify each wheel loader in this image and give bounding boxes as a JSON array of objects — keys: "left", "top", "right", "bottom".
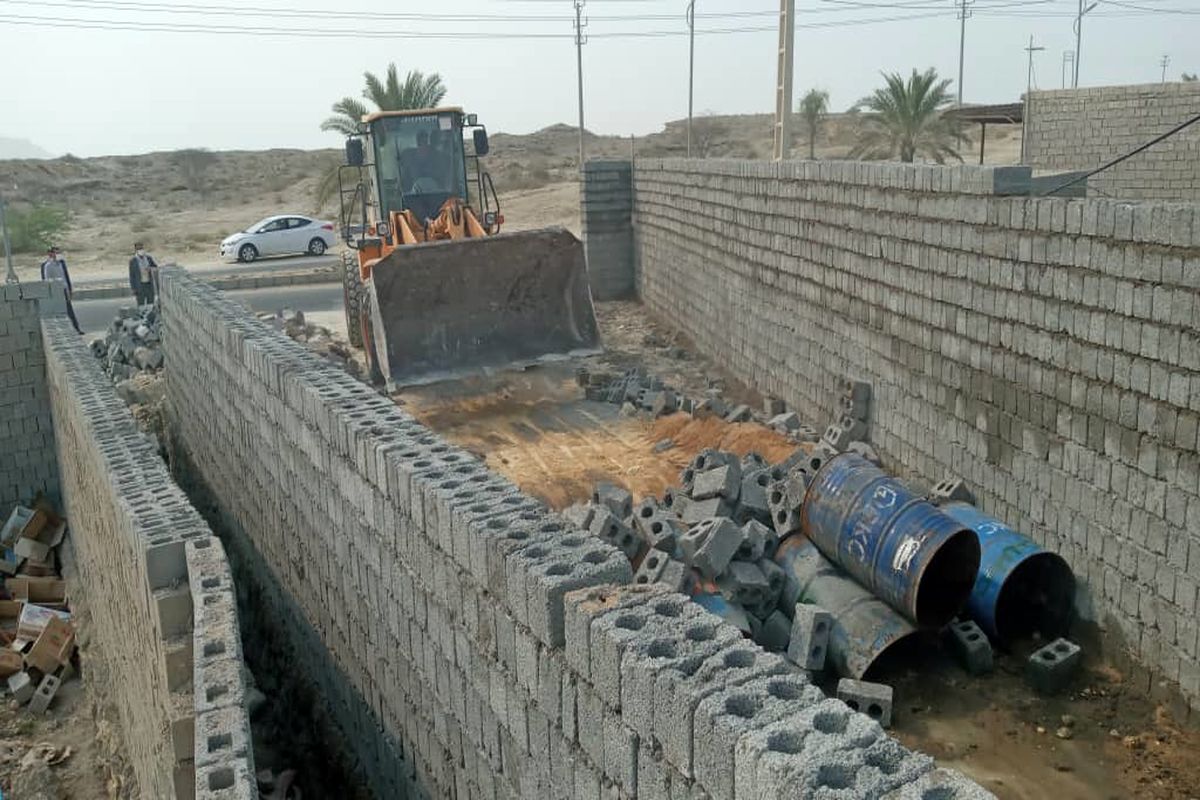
[{"left": 336, "top": 107, "right": 600, "bottom": 388}]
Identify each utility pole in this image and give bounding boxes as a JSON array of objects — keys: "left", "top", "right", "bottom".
[
  {"left": 687, "top": 0, "right": 696, "bottom": 158},
  {"left": 772, "top": 0, "right": 795, "bottom": 161},
  {"left": 956, "top": 0, "right": 973, "bottom": 105},
  {"left": 1160, "top": 54, "right": 1171, "bottom": 83},
  {"left": 1073, "top": 0, "right": 1097, "bottom": 88},
  {"left": 1021, "top": 35, "right": 1045, "bottom": 163},
  {"left": 0, "top": 191, "right": 15, "bottom": 285},
  {"left": 574, "top": 0, "right": 587, "bottom": 171},
  {"left": 1061, "top": 51, "right": 1074, "bottom": 89}
]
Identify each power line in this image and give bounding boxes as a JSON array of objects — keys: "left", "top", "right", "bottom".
[{"left": 0, "top": 9, "right": 955, "bottom": 38}]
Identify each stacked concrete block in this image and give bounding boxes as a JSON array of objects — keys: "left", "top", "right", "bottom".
[
  {"left": 1025, "top": 83, "right": 1200, "bottom": 201},
  {"left": 157, "top": 268, "right": 964, "bottom": 798},
  {"left": 39, "top": 317, "right": 254, "bottom": 799},
  {"left": 632, "top": 156, "right": 1200, "bottom": 715},
  {"left": 581, "top": 159, "right": 636, "bottom": 300},
  {"left": 0, "top": 282, "right": 61, "bottom": 511}
]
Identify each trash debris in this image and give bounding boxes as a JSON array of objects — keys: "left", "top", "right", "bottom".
[
  {"left": 257, "top": 309, "right": 362, "bottom": 379},
  {"left": 1, "top": 498, "right": 79, "bottom": 717},
  {"left": 90, "top": 305, "right": 162, "bottom": 380}
]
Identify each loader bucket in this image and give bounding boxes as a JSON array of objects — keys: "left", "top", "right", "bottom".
[{"left": 366, "top": 226, "right": 601, "bottom": 387}]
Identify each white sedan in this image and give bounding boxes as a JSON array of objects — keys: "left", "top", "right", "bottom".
[{"left": 220, "top": 214, "right": 337, "bottom": 263}]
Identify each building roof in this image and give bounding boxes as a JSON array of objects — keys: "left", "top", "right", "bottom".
[{"left": 944, "top": 103, "right": 1024, "bottom": 124}]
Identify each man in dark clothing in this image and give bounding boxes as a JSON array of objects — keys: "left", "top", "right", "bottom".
[
  {"left": 128, "top": 242, "right": 158, "bottom": 306},
  {"left": 40, "top": 246, "right": 83, "bottom": 334}
]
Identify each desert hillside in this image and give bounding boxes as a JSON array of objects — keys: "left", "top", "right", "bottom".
[{"left": 0, "top": 112, "right": 1019, "bottom": 274}]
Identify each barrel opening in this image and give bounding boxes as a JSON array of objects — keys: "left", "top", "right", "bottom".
[
  {"left": 994, "top": 552, "right": 1076, "bottom": 644},
  {"left": 914, "top": 530, "right": 981, "bottom": 629},
  {"left": 860, "top": 629, "right": 924, "bottom": 682}
]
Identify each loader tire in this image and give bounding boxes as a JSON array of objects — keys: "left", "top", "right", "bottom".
[{"left": 342, "top": 251, "right": 364, "bottom": 348}]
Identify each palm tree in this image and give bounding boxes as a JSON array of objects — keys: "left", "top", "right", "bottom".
[
  {"left": 798, "top": 88, "right": 830, "bottom": 159},
  {"left": 849, "top": 68, "right": 961, "bottom": 164},
  {"left": 315, "top": 64, "right": 447, "bottom": 209}
]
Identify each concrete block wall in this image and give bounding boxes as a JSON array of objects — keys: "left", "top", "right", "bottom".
[
  {"left": 158, "top": 266, "right": 965, "bottom": 800},
  {"left": 40, "top": 317, "right": 255, "bottom": 799},
  {"left": 1024, "top": 82, "right": 1200, "bottom": 201},
  {"left": 582, "top": 160, "right": 636, "bottom": 300},
  {"left": 0, "top": 281, "right": 60, "bottom": 510},
  {"left": 633, "top": 158, "right": 1200, "bottom": 711}
]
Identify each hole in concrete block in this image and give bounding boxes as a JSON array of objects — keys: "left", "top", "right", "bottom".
[
  {"left": 524, "top": 547, "right": 548, "bottom": 560},
  {"left": 864, "top": 747, "right": 901, "bottom": 774},
  {"left": 487, "top": 519, "right": 507, "bottom": 531},
  {"left": 621, "top": 534, "right": 635, "bottom": 548},
  {"left": 546, "top": 563, "right": 572, "bottom": 577},
  {"left": 651, "top": 522, "right": 663, "bottom": 535},
  {"left": 776, "top": 510, "right": 788, "bottom": 524},
  {"left": 606, "top": 524, "right": 619, "bottom": 538},
  {"left": 654, "top": 600, "right": 684, "bottom": 618},
  {"left": 757, "top": 473, "right": 770, "bottom": 487},
  {"left": 615, "top": 614, "right": 646, "bottom": 631},
  {"left": 646, "top": 556, "right": 660, "bottom": 569},
  {"left": 1055, "top": 642, "right": 1070, "bottom": 653},
  {"left": 724, "top": 694, "right": 760, "bottom": 719},
  {"left": 583, "top": 551, "right": 608, "bottom": 565},
  {"left": 813, "top": 711, "right": 848, "bottom": 733},
  {"left": 647, "top": 640, "right": 677, "bottom": 659},
  {"left": 966, "top": 633, "right": 981, "bottom": 642},
  {"left": 921, "top": 789, "right": 957, "bottom": 800},
  {"left": 770, "top": 490, "right": 784, "bottom": 505},
  {"left": 768, "top": 679, "right": 804, "bottom": 701},
  {"left": 207, "top": 768, "right": 235, "bottom": 791},
  {"left": 636, "top": 576, "right": 649, "bottom": 584},
  {"left": 1040, "top": 651, "right": 1057, "bottom": 662},
  {"left": 414, "top": 460, "right": 432, "bottom": 468},
  {"left": 811, "top": 645, "right": 824, "bottom": 662},
  {"left": 203, "top": 641, "right": 227, "bottom": 658},
  {"left": 505, "top": 532, "right": 529, "bottom": 543},
  {"left": 194, "top": 539, "right": 212, "bottom": 550},
  {"left": 201, "top": 577, "right": 220, "bottom": 589},
  {"left": 561, "top": 536, "right": 585, "bottom": 547},
  {"left": 816, "top": 764, "right": 854, "bottom": 790},
  {"left": 471, "top": 504, "right": 490, "bottom": 513},
  {"left": 688, "top": 529, "right": 710, "bottom": 547},
  {"left": 867, "top": 703, "right": 884, "bottom": 719},
  {"left": 685, "top": 624, "right": 716, "bottom": 642},
  {"left": 207, "top": 732, "right": 232, "bottom": 753},
  {"left": 767, "top": 730, "right": 804, "bottom": 754},
  {"left": 203, "top": 595, "right": 219, "bottom": 606},
  {"left": 640, "top": 506, "right": 654, "bottom": 519},
  {"left": 205, "top": 684, "right": 229, "bottom": 702},
  {"left": 724, "top": 650, "right": 755, "bottom": 669}
]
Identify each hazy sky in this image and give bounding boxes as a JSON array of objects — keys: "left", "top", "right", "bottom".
[{"left": 0, "top": 0, "right": 1196, "bottom": 157}]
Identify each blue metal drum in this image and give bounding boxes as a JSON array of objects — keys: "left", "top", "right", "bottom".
[
  {"left": 940, "top": 502, "right": 1075, "bottom": 643},
  {"left": 800, "top": 453, "right": 980, "bottom": 629},
  {"left": 774, "top": 535, "right": 919, "bottom": 679}
]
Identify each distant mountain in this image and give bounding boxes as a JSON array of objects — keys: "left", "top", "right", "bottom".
[{"left": 0, "top": 137, "right": 53, "bottom": 160}]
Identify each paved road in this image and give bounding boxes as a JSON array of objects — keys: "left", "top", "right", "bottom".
[
  {"left": 72, "top": 253, "right": 340, "bottom": 286},
  {"left": 75, "top": 283, "right": 345, "bottom": 336}
]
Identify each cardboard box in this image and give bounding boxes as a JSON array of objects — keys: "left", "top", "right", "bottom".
[
  {"left": 25, "top": 616, "right": 74, "bottom": 674},
  {"left": 0, "top": 507, "right": 34, "bottom": 547},
  {"left": 0, "top": 648, "right": 22, "bottom": 678},
  {"left": 15, "top": 604, "right": 70, "bottom": 642},
  {"left": 13, "top": 537, "right": 50, "bottom": 563},
  {"left": 7, "top": 578, "right": 66, "bottom": 607}
]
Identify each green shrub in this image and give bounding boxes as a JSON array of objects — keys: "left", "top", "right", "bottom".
[{"left": 4, "top": 205, "right": 69, "bottom": 253}]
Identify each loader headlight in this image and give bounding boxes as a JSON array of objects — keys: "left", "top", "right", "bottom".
[
  {"left": 483, "top": 212, "right": 497, "bottom": 228},
  {"left": 376, "top": 222, "right": 390, "bottom": 238}
]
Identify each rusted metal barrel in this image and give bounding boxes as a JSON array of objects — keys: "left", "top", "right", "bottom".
[
  {"left": 774, "top": 535, "right": 918, "bottom": 679},
  {"left": 940, "top": 502, "right": 1075, "bottom": 644},
  {"left": 800, "top": 453, "right": 980, "bottom": 629}
]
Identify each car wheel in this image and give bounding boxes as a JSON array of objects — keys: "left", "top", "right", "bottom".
[
  {"left": 238, "top": 243, "right": 259, "bottom": 263},
  {"left": 308, "top": 237, "right": 327, "bottom": 256}
]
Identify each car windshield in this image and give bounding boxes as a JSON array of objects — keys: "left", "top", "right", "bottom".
[
  {"left": 371, "top": 113, "right": 468, "bottom": 219},
  {"left": 246, "top": 217, "right": 278, "bottom": 233}
]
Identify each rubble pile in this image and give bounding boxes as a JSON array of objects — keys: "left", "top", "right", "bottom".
[
  {"left": 0, "top": 500, "right": 78, "bottom": 717},
  {"left": 89, "top": 305, "right": 163, "bottom": 380},
  {"left": 568, "top": 377, "right": 1082, "bottom": 728},
  {"left": 258, "top": 309, "right": 362, "bottom": 379}
]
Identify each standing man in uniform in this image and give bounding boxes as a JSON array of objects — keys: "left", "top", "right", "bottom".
[
  {"left": 40, "top": 246, "right": 83, "bottom": 334},
  {"left": 127, "top": 242, "right": 158, "bottom": 306}
]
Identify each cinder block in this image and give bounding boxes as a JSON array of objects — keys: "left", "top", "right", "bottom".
[
  {"left": 679, "top": 517, "right": 742, "bottom": 578},
  {"left": 947, "top": 619, "right": 993, "bottom": 675},
  {"left": 753, "top": 611, "right": 793, "bottom": 653},
  {"left": 1026, "top": 638, "right": 1082, "bottom": 694},
  {"left": 880, "top": 767, "right": 995, "bottom": 799},
  {"left": 692, "top": 463, "right": 741, "bottom": 502},
  {"left": 786, "top": 604, "right": 832, "bottom": 671},
  {"left": 28, "top": 672, "right": 61, "bottom": 713},
  {"left": 593, "top": 482, "right": 633, "bottom": 519},
  {"left": 7, "top": 670, "right": 34, "bottom": 704},
  {"left": 837, "top": 678, "right": 894, "bottom": 727},
  {"left": 716, "top": 561, "right": 769, "bottom": 609}
]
